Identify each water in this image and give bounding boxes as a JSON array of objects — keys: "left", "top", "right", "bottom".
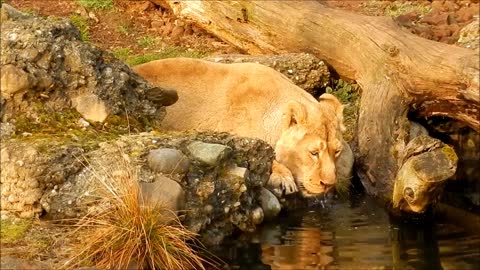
[{"left": 211, "top": 193, "right": 480, "bottom": 270}]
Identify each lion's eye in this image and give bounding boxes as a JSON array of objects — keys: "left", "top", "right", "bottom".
[
  {"left": 310, "top": 150, "right": 319, "bottom": 157},
  {"left": 334, "top": 149, "right": 342, "bottom": 157}
]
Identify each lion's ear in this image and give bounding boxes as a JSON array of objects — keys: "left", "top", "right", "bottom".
[
  {"left": 319, "top": 93, "right": 346, "bottom": 132},
  {"left": 282, "top": 101, "right": 307, "bottom": 130}
]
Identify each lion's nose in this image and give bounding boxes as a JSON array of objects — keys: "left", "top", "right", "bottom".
[{"left": 319, "top": 180, "right": 334, "bottom": 190}]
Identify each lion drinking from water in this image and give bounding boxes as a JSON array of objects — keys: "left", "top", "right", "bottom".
[{"left": 133, "top": 58, "right": 352, "bottom": 197}]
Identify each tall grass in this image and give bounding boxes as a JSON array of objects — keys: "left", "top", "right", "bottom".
[{"left": 66, "top": 155, "right": 215, "bottom": 270}]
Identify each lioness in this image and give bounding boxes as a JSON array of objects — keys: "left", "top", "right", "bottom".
[{"left": 133, "top": 58, "right": 350, "bottom": 197}]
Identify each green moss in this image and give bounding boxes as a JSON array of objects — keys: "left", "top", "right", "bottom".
[
  {"left": 0, "top": 219, "right": 32, "bottom": 244},
  {"left": 137, "top": 115, "right": 154, "bottom": 129},
  {"left": 69, "top": 14, "right": 90, "bottom": 41},
  {"left": 9, "top": 107, "right": 151, "bottom": 153},
  {"left": 126, "top": 46, "right": 211, "bottom": 66},
  {"left": 441, "top": 144, "right": 458, "bottom": 164},
  {"left": 76, "top": 0, "right": 114, "bottom": 11},
  {"left": 13, "top": 108, "right": 83, "bottom": 135},
  {"left": 326, "top": 79, "right": 361, "bottom": 142}
]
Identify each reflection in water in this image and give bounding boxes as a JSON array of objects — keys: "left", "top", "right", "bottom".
[
  {"left": 212, "top": 193, "right": 480, "bottom": 270},
  {"left": 390, "top": 216, "right": 443, "bottom": 270},
  {"left": 261, "top": 227, "right": 334, "bottom": 269}
]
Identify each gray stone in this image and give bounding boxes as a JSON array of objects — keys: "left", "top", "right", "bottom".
[
  {"left": 147, "top": 148, "right": 190, "bottom": 175},
  {"left": 140, "top": 175, "right": 185, "bottom": 214},
  {"left": 187, "top": 141, "right": 232, "bottom": 166},
  {"left": 259, "top": 187, "right": 281, "bottom": 220}
]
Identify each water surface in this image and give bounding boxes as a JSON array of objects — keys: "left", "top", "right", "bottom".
[{"left": 212, "top": 193, "right": 480, "bottom": 270}]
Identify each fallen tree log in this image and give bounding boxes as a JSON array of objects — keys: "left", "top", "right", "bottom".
[{"left": 163, "top": 1, "right": 479, "bottom": 211}]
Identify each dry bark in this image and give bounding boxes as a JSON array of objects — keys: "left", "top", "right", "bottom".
[{"left": 163, "top": 0, "right": 478, "bottom": 207}]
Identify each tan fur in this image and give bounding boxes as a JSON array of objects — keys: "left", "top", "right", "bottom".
[{"left": 133, "top": 58, "right": 346, "bottom": 197}]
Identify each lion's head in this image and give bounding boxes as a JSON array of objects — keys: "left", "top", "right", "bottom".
[{"left": 275, "top": 94, "right": 345, "bottom": 197}]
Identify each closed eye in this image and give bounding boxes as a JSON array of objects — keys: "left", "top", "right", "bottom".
[
  {"left": 334, "top": 149, "right": 342, "bottom": 157},
  {"left": 310, "top": 150, "right": 319, "bottom": 157}
]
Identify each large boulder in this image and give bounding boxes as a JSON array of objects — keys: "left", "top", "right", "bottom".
[
  {"left": 0, "top": 4, "right": 176, "bottom": 137},
  {"left": 204, "top": 53, "right": 331, "bottom": 97}
]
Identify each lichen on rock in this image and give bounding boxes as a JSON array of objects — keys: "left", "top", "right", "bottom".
[{"left": 0, "top": 4, "right": 173, "bottom": 137}]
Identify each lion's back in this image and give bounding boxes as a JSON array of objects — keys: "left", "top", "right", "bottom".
[{"left": 133, "top": 58, "right": 315, "bottom": 142}]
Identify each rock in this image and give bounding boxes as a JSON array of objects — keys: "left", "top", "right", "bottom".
[
  {"left": 221, "top": 165, "right": 249, "bottom": 191},
  {"left": 457, "top": 16, "right": 479, "bottom": 49},
  {"left": 259, "top": 188, "right": 281, "bottom": 220},
  {"left": 0, "top": 122, "right": 15, "bottom": 139},
  {"left": 140, "top": 175, "right": 185, "bottom": 214},
  {"left": 1, "top": 141, "right": 84, "bottom": 218},
  {"left": 187, "top": 141, "right": 232, "bottom": 166},
  {"left": 195, "top": 181, "right": 215, "bottom": 200},
  {"left": 184, "top": 24, "right": 194, "bottom": 36},
  {"left": 10, "top": 131, "right": 274, "bottom": 245},
  {"left": 71, "top": 94, "right": 109, "bottom": 123},
  {"left": 432, "top": 26, "right": 452, "bottom": 40},
  {"left": 77, "top": 118, "right": 90, "bottom": 128},
  {"left": 161, "top": 21, "right": 174, "bottom": 35},
  {"left": 170, "top": 25, "right": 185, "bottom": 40},
  {"left": 0, "top": 4, "right": 173, "bottom": 128},
  {"left": 395, "top": 14, "right": 414, "bottom": 27},
  {"left": 455, "top": 4, "right": 479, "bottom": 23},
  {"left": 0, "top": 256, "right": 50, "bottom": 270},
  {"left": 448, "top": 24, "right": 461, "bottom": 39},
  {"left": 150, "top": 19, "right": 164, "bottom": 29},
  {"left": 250, "top": 207, "right": 264, "bottom": 225},
  {"left": 0, "top": 64, "right": 31, "bottom": 98},
  {"left": 147, "top": 148, "right": 190, "bottom": 175},
  {"left": 204, "top": 53, "right": 330, "bottom": 97},
  {"left": 420, "top": 11, "right": 449, "bottom": 25}
]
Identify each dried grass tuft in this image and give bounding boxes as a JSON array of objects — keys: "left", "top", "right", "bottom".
[{"left": 66, "top": 154, "right": 217, "bottom": 270}]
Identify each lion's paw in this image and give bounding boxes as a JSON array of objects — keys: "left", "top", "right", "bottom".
[{"left": 268, "top": 170, "right": 298, "bottom": 195}]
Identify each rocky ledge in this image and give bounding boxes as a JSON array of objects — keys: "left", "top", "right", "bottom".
[{"left": 1, "top": 131, "right": 286, "bottom": 245}]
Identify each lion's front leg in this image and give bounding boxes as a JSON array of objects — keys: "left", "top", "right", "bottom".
[{"left": 268, "top": 160, "right": 298, "bottom": 196}]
